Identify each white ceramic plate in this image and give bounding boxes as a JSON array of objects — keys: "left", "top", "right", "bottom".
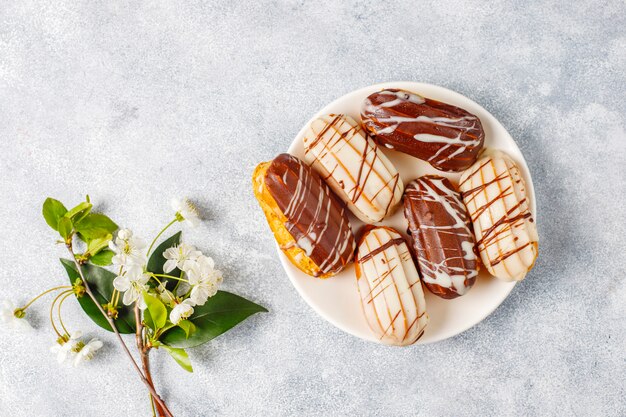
[{"left": 281, "top": 81, "right": 536, "bottom": 345}]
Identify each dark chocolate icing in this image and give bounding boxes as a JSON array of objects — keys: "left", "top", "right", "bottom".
[
  {"left": 361, "top": 89, "right": 484, "bottom": 172},
  {"left": 264, "top": 153, "right": 355, "bottom": 276},
  {"left": 404, "top": 175, "right": 478, "bottom": 299}
]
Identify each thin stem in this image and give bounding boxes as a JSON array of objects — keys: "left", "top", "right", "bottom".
[
  {"left": 57, "top": 291, "right": 74, "bottom": 335},
  {"left": 111, "top": 289, "right": 119, "bottom": 308},
  {"left": 173, "top": 270, "right": 184, "bottom": 294},
  {"left": 150, "top": 273, "right": 188, "bottom": 283},
  {"left": 149, "top": 393, "right": 157, "bottom": 417},
  {"left": 49, "top": 290, "right": 72, "bottom": 337},
  {"left": 66, "top": 244, "right": 174, "bottom": 417},
  {"left": 110, "top": 266, "right": 124, "bottom": 308},
  {"left": 21, "top": 285, "right": 72, "bottom": 310},
  {"left": 146, "top": 219, "right": 177, "bottom": 257}
]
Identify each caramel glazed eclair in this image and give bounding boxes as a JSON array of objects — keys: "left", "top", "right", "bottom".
[
  {"left": 303, "top": 114, "right": 404, "bottom": 223},
  {"left": 459, "top": 149, "right": 538, "bottom": 281},
  {"left": 253, "top": 153, "right": 355, "bottom": 278},
  {"left": 356, "top": 226, "right": 428, "bottom": 346}
]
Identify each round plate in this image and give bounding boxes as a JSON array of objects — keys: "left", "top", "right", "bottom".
[{"left": 281, "top": 81, "right": 536, "bottom": 345}]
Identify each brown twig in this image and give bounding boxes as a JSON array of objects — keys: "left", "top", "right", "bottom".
[
  {"left": 135, "top": 304, "right": 166, "bottom": 416},
  {"left": 67, "top": 244, "right": 174, "bottom": 417}
]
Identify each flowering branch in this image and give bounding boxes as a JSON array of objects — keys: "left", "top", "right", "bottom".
[
  {"left": 67, "top": 244, "right": 174, "bottom": 417},
  {"left": 1, "top": 196, "right": 266, "bottom": 415}
]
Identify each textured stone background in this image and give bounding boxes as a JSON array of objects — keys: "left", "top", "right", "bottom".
[{"left": 0, "top": 1, "right": 624, "bottom": 416}]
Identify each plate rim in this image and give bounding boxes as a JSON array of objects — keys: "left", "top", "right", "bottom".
[{"left": 280, "top": 81, "right": 535, "bottom": 345}]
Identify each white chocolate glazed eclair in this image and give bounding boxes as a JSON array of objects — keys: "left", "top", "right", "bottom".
[
  {"left": 355, "top": 226, "right": 428, "bottom": 346},
  {"left": 303, "top": 114, "right": 403, "bottom": 224},
  {"left": 459, "top": 149, "right": 538, "bottom": 281}
]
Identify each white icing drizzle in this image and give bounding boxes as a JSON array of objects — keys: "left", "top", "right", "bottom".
[
  {"left": 377, "top": 90, "right": 425, "bottom": 108},
  {"left": 461, "top": 240, "right": 477, "bottom": 261},
  {"left": 406, "top": 177, "right": 477, "bottom": 296},
  {"left": 280, "top": 155, "right": 354, "bottom": 274},
  {"left": 362, "top": 89, "right": 483, "bottom": 167}
]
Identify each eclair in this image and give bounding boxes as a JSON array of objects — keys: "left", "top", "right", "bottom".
[
  {"left": 253, "top": 153, "right": 356, "bottom": 278},
  {"left": 404, "top": 176, "right": 478, "bottom": 298},
  {"left": 459, "top": 149, "right": 538, "bottom": 281},
  {"left": 303, "top": 114, "right": 404, "bottom": 223},
  {"left": 361, "top": 89, "right": 484, "bottom": 172},
  {"left": 355, "top": 226, "right": 428, "bottom": 345}
]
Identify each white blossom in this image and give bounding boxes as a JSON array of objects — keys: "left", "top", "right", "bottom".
[
  {"left": 50, "top": 331, "right": 82, "bottom": 364},
  {"left": 109, "top": 228, "right": 147, "bottom": 268},
  {"left": 113, "top": 267, "right": 150, "bottom": 308},
  {"left": 171, "top": 198, "right": 200, "bottom": 227},
  {"left": 162, "top": 243, "right": 202, "bottom": 273},
  {"left": 169, "top": 299, "right": 195, "bottom": 324},
  {"left": 73, "top": 338, "right": 103, "bottom": 367},
  {"left": 0, "top": 300, "right": 31, "bottom": 331},
  {"left": 187, "top": 255, "right": 223, "bottom": 306}
]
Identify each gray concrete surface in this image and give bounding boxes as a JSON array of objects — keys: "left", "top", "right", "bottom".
[{"left": 0, "top": 1, "right": 624, "bottom": 416}]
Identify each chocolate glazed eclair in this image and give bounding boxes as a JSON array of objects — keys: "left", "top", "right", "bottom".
[
  {"left": 253, "top": 153, "right": 355, "bottom": 278},
  {"left": 361, "top": 89, "right": 484, "bottom": 172},
  {"left": 404, "top": 176, "right": 478, "bottom": 299}
]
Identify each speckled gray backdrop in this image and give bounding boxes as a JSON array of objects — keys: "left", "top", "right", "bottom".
[{"left": 0, "top": 1, "right": 624, "bottom": 416}]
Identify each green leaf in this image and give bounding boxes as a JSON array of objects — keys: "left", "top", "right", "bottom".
[
  {"left": 87, "top": 235, "right": 112, "bottom": 255},
  {"left": 90, "top": 250, "right": 115, "bottom": 266},
  {"left": 162, "top": 346, "right": 193, "bottom": 372},
  {"left": 143, "top": 292, "right": 167, "bottom": 330},
  {"left": 147, "top": 231, "right": 181, "bottom": 291},
  {"left": 75, "top": 213, "right": 118, "bottom": 241},
  {"left": 65, "top": 201, "right": 93, "bottom": 223},
  {"left": 58, "top": 217, "right": 73, "bottom": 240},
  {"left": 160, "top": 291, "right": 267, "bottom": 348},
  {"left": 177, "top": 320, "right": 196, "bottom": 338},
  {"left": 60, "top": 259, "right": 136, "bottom": 334},
  {"left": 42, "top": 198, "right": 67, "bottom": 231},
  {"left": 144, "top": 305, "right": 155, "bottom": 330}
]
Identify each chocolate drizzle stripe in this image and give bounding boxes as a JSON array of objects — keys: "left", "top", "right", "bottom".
[
  {"left": 379, "top": 310, "right": 402, "bottom": 340},
  {"left": 475, "top": 212, "right": 532, "bottom": 249},
  {"left": 459, "top": 153, "right": 537, "bottom": 280},
  {"left": 370, "top": 230, "right": 398, "bottom": 336},
  {"left": 401, "top": 311, "right": 427, "bottom": 343},
  {"left": 358, "top": 237, "right": 406, "bottom": 262},
  {"left": 306, "top": 116, "right": 400, "bottom": 214},
  {"left": 350, "top": 137, "right": 378, "bottom": 204},
  {"left": 470, "top": 186, "right": 514, "bottom": 223},
  {"left": 367, "top": 284, "right": 391, "bottom": 305},
  {"left": 459, "top": 159, "right": 492, "bottom": 187},
  {"left": 360, "top": 230, "right": 390, "bottom": 336},
  {"left": 377, "top": 230, "right": 412, "bottom": 338},
  {"left": 364, "top": 266, "right": 397, "bottom": 299},
  {"left": 369, "top": 229, "right": 415, "bottom": 339},
  {"left": 357, "top": 227, "right": 428, "bottom": 345},
  {"left": 306, "top": 115, "right": 341, "bottom": 151},
  {"left": 490, "top": 242, "right": 532, "bottom": 266},
  {"left": 460, "top": 172, "right": 508, "bottom": 202}
]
